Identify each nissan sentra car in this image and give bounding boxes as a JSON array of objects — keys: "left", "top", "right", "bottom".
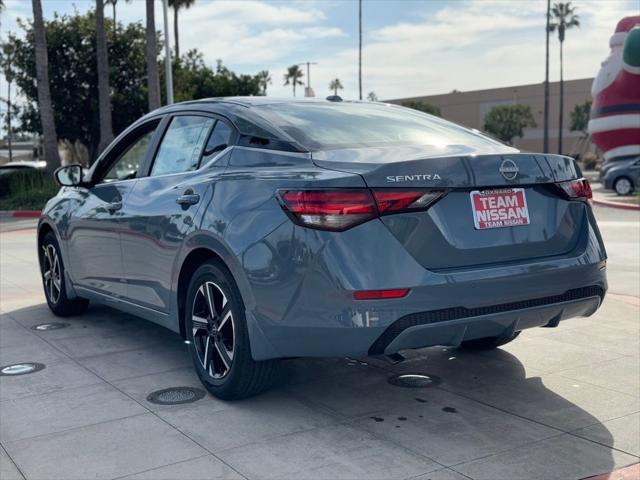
[{"left": 39, "top": 98, "right": 607, "bottom": 399}]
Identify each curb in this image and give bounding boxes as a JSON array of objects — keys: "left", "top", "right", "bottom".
[
  {"left": 0, "top": 210, "right": 41, "bottom": 218},
  {"left": 592, "top": 199, "right": 640, "bottom": 211}
]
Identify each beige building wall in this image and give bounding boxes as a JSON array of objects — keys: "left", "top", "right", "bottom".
[{"left": 387, "top": 78, "right": 593, "bottom": 156}]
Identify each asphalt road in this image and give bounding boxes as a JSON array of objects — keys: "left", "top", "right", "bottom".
[{"left": 0, "top": 205, "right": 638, "bottom": 480}]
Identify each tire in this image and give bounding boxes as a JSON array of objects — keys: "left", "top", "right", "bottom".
[
  {"left": 458, "top": 331, "right": 521, "bottom": 350},
  {"left": 614, "top": 177, "right": 634, "bottom": 196},
  {"left": 39, "top": 231, "right": 89, "bottom": 316},
  {"left": 185, "top": 259, "right": 278, "bottom": 400}
]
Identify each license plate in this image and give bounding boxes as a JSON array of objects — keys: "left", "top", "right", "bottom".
[{"left": 470, "top": 188, "right": 530, "bottom": 230}]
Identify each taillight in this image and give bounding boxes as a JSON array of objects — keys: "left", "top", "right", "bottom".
[
  {"left": 278, "top": 189, "right": 444, "bottom": 231},
  {"left": 557, "top": 178, "right": 593, "bottom": 204},
  {"left": 278, "top": 190, "right": 377, "bottom": 231}
]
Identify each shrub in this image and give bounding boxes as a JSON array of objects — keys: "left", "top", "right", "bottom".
[{"left": 0, "top": 169, "right": 59, "bottom": 210}]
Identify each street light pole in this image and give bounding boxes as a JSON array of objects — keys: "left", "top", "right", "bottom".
[
  {"left": 543, "top": 0, "right": 550, "bottom": 153},
  {"left": 162, "top": 0, "right": 174, "bottom": 104},
  {"left": 298, "top": 61, "right": 318, "bottom": 97}
]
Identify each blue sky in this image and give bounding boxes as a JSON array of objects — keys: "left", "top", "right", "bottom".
[{"left": 1, "top": 0, "right": 638, "bottom": 102}]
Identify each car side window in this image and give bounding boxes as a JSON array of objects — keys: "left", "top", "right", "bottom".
[
  {"left": 201, "top": 121, "right": 233, "bottom": 165},
  {"left": 151, "top": 116, "right": 214, "bottom": 176},
  {"left": 102, "top": 128, "right": 156, "bottom": 182}
]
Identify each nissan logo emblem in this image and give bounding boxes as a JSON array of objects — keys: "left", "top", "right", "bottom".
[{"left": 499, "top": 159, "right": 519, "bottom": 180}]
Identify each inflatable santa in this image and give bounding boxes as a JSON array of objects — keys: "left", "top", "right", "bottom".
[{"left": 589, "top": 16, "right": 640, "bottom": 160}]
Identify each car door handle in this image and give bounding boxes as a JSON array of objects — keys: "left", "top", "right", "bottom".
[
  {"left": 105, "top": 201, "right": 122, "bottom": 212},
  {"left": 176, "top": 193, "right": 200, "bottom": 206}
]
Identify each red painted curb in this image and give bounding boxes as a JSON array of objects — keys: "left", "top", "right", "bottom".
[
  {"left": 592, "top": 199, "right": 640, "bottom": 211},
  {"left": 11, "top": 210, "right": 41, "bottom": 218},
  {"left": 582, "top": 463, "right": 639, "bottom": 480}
]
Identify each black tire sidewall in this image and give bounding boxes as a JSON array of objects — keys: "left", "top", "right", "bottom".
[{"left": 185, "top": 260, "right": 251, "bottom": 392}]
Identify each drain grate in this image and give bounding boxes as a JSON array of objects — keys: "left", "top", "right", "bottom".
[
  {"left": 0, "top": 363, "right": 45, "bottom": 376},
  {"left": 388, "top": 373, "right": 441, "bottom": 388},
  {"left": 32, "top": 322, "right": 69, "bottom": 331},
  {"left": 146, "top": 387, "right": 206, "bottom": 405}
]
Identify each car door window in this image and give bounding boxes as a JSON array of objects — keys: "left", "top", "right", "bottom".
[
  {"left": 151, "top": 116, "right": 214, "bottom": 176},
  {"left": 102, "top": 129, "right": 156, "bottom": 182},
  {"left": 201, "top": 121, "right": 233, "bottom": 165}
]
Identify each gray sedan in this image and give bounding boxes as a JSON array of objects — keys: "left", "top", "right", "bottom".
[{"left": 600, "top": 155, "right": 640, "bottom": 195}]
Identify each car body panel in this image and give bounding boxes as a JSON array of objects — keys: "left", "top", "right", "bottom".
[{"left": 38, "top": 98, "right": 608, "bottom": 362}]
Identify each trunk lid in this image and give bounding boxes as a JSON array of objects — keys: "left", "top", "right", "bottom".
[{"left": 312, "top": 148, "right": 587, "bottom": 270}]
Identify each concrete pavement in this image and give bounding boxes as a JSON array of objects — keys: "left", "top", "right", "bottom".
[{"left": 0, "top": 206, "right": 638, "bottom": 480}]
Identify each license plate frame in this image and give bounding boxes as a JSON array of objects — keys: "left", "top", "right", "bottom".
[{"left": 470, "top": 188, "right": 530, "bottom": 230}]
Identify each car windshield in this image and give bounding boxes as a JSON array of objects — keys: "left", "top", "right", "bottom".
[{"left": 254, "top": 102, "right": 507, "bottom": 152}]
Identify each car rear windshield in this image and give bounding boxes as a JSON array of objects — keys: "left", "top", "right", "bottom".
[{"left": 253, "top": 102, "right": 507, "bottom": 152}]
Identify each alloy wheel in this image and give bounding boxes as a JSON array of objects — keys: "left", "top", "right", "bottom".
[
  {"left": 191, "top": 281, "right": 235, "bottom": 379},
  {"left": 42, "top": 244, "right": 61, "bottom": 304},
  {"left": 615, "top": 178, "right": 632, "bottom": 196}
]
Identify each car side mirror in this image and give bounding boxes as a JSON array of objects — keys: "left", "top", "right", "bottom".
[{"left": 54, "top": 164, "right": 85, "bottom": 187}]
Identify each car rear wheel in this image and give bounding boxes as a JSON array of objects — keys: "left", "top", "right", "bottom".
[
  {"left": 458, "top": 331, "right": 520, "bottom": 350},
  {"left": 614, "top": 177, "right": 633, "bottom": 196},
  {"left": 185, "top": 260, "right": 278, "bottom": 400},
  {"left": 39, "top": 232, "right": 89, "bottom": 316}
]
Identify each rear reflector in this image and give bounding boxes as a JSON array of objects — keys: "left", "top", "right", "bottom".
[
  {"left": 278, "top": 189, "right": 445, "bottom": 231},
  {"left": 354, "top": 289, "right": 410, "bottom": 300},
  {"left": 557, "top": 178, "right": 593, "bottom": 203}
]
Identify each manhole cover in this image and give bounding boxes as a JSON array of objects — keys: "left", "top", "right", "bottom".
[
  {"left": 0, "top": 363, "right": 45, "bottom": 376},
  {"left": 146, "top": 387, "right": 206, "bottom": 405},
  {"left": 32, "top": 322, "right": 69, "bottom": 331},
  {"left": 388, "top": 373, "right": 441, "bottom": 388}
]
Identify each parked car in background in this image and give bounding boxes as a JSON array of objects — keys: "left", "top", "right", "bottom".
[
  {"left": 39, "top": 98, "right": 607, "bottom": 400},
  {"left": 599, "top": 155, "right": 640, "bottom": 195},
  {"left": 0, "top": 160, "right": 46, "bottom": 176}
]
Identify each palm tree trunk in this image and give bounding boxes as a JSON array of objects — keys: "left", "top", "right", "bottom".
[
  {"left": 31, "top": 0, "right": 61, "bottom": 175},
  {"left": 146, "top": 0, "right": 161, "bottom": 110},
  {"left": 96, "top": 0, "right": 114, "bottom": 156},
  {"left": 7, "top": 79, "right": 12, "bottom": 163},
  {"left": 558, "top": 40, "right": 564, "bottom": 154},
  {"left": 174, "top": 7, "right": 180, "bottom": 60},
  {"left": 543, "top": 0, "right": 550, "bottom": 153},
  {"left": 293, "top": 83, "right": 296, "bottom": 97},
  {"left": 112, "top": 2, "right": 117, "bottom": 36},
  {"left": 358, "top": 0, "right": 362, "bottom": 100}
]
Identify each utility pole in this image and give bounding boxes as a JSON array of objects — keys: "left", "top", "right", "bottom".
[
  {"left": 298, "top": 61, "right": 318, "bottom": 97},
  {"left": 162, "top": 0, "right": 174, "bottom": 104},
  {"left": 358, "top": 0, "right": 363, "bottom": 100},
  {"left": 543, "top": 0, "right": 550, "bottom": 153}
]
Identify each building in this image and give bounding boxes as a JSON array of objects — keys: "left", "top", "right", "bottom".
[{"left": 388, "top": 78, "right": 593, "bottom": 156}]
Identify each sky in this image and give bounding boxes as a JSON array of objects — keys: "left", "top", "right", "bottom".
[{"left": 0, "top": 0, "right": 638, "bottom": 104}]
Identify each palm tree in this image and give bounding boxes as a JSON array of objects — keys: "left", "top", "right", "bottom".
[
  {"left": 96, "top": 0, "right": 114, "bottom": 154},
  {"left": 549, "top": 2, "right": 580, "bottom": 154},
  {"left": 257, "top": 70, "right": 272, "bottom": 96},
  {"left": 329, "top": 78, "right": 344, "bottom": 97},
  {"left": 104, "top": 0, "right": 131, "bottom": 36},
  {"left": 543, "top": 0, "right": 551, "bottom": 153},
  {"left": 283, "top": 65, "right": 304, "bottom": 97},
  {"left": 31, "top": 0, "right": 61, "bottom": 174},
  {"left": 145, "top": 0, "right": 161, "bottom": 110},
  {"left": 367, "top": 91, "right": 378, "bottom": 102},
  {"left": 168, "top": 0, "right": 195, "bottom": 61}
]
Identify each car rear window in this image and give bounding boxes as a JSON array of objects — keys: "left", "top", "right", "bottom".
[{"left": 253, "top": 102, "right": 506, "bottom": 152}]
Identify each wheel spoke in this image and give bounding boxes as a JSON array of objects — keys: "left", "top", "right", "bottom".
[
  {"left": 214, "top": 338, "right": 231, "bottom": 371},
  {"left": 201, "top": 335, "right": 211, "bottom": 370},
  {"left": 217, "top": 307, "right": 232, "bottom": 331},
  {"left": 43, "top": 270, "right": 52, "bottom": 282},
  {"left": 192, "top": 315, "right": 208, "bottom": 336},
  {"left": 204, "top": 283, "right": 217, "bottom": 319}
]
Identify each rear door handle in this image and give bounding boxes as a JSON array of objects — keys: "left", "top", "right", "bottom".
[
  {"left": 176, "top": 193, "right": 200, "bottom": 206},
  {"left": 105, "top": 201, "right": 122, "bottom": 212}
]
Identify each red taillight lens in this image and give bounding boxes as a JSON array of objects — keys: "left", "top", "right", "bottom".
[
  {"left": 279, "top": 189, "right": 445, "bottom": 231},
  {"left": 279, "top": 190, "right": 377, "bottom": 231},
  {"left": 353, "top": 288, "right": 410, "bottom": 300},
  {"left": 557, "top": 178, "right": 593, "bottom": 203}
]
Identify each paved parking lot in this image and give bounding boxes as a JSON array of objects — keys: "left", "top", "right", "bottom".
[{"left": 0, "top": 206, "right": 638, "bottom": 480}]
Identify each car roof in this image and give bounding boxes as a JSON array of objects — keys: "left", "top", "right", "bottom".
[{"left": 0, "top": 160, "right": 46, "bottom": 168}]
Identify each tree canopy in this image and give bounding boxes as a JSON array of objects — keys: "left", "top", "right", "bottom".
[
  {"left": 483, "top": 104, "right": 536, "bottom": 144},
  {"left": 569, "top": 100, "right": 591, "bottom": 134},
  {"left": 3, "top": 10, "right": 266, "bottom": 163},
  {"left": 401, "top": 100, "right": 441, "bottom": 117}
]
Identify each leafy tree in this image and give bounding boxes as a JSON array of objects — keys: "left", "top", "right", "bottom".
[
  {"left": 329, "top": 78, "right": 344, "bottom": 96},
  {"left": 570, "top": 100, "right": 591, "bottom": 134},
  {"left": 483, "top": 104, "right": 536, "bottom": 144},
  {"left": 402, "top": 100, "right": 441, "bottom": 117},
  {"left": 550, "top": 2, "right": 580, "bottom": 154},
  {"left": 367, "top": 91, "right": 378, "bottom": 101},
  {"left": 96, "top": 0, "right": 114, "bottom": 154},
  {"left": 168, "top": 0, "right": 195, "bottom": 60},
  {"left": 31, "top": 0, "right": 61, "bottom": 174},
  {"left": 283, "top": 65, "right": 304, "bottom": 97},
  {"left": 5, "top": 11, "right": 150, "bottom": 162}
]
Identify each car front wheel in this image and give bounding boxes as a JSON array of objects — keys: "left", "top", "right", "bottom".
[
  {"left": 614, "top": 177, "right": 633, "bottom": 196},
  {"left": 39, "top": 231, "right": 89, "bottom": 316},
  {"left": 185, "top": 260, "right": 278, "bottom": 400}
]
